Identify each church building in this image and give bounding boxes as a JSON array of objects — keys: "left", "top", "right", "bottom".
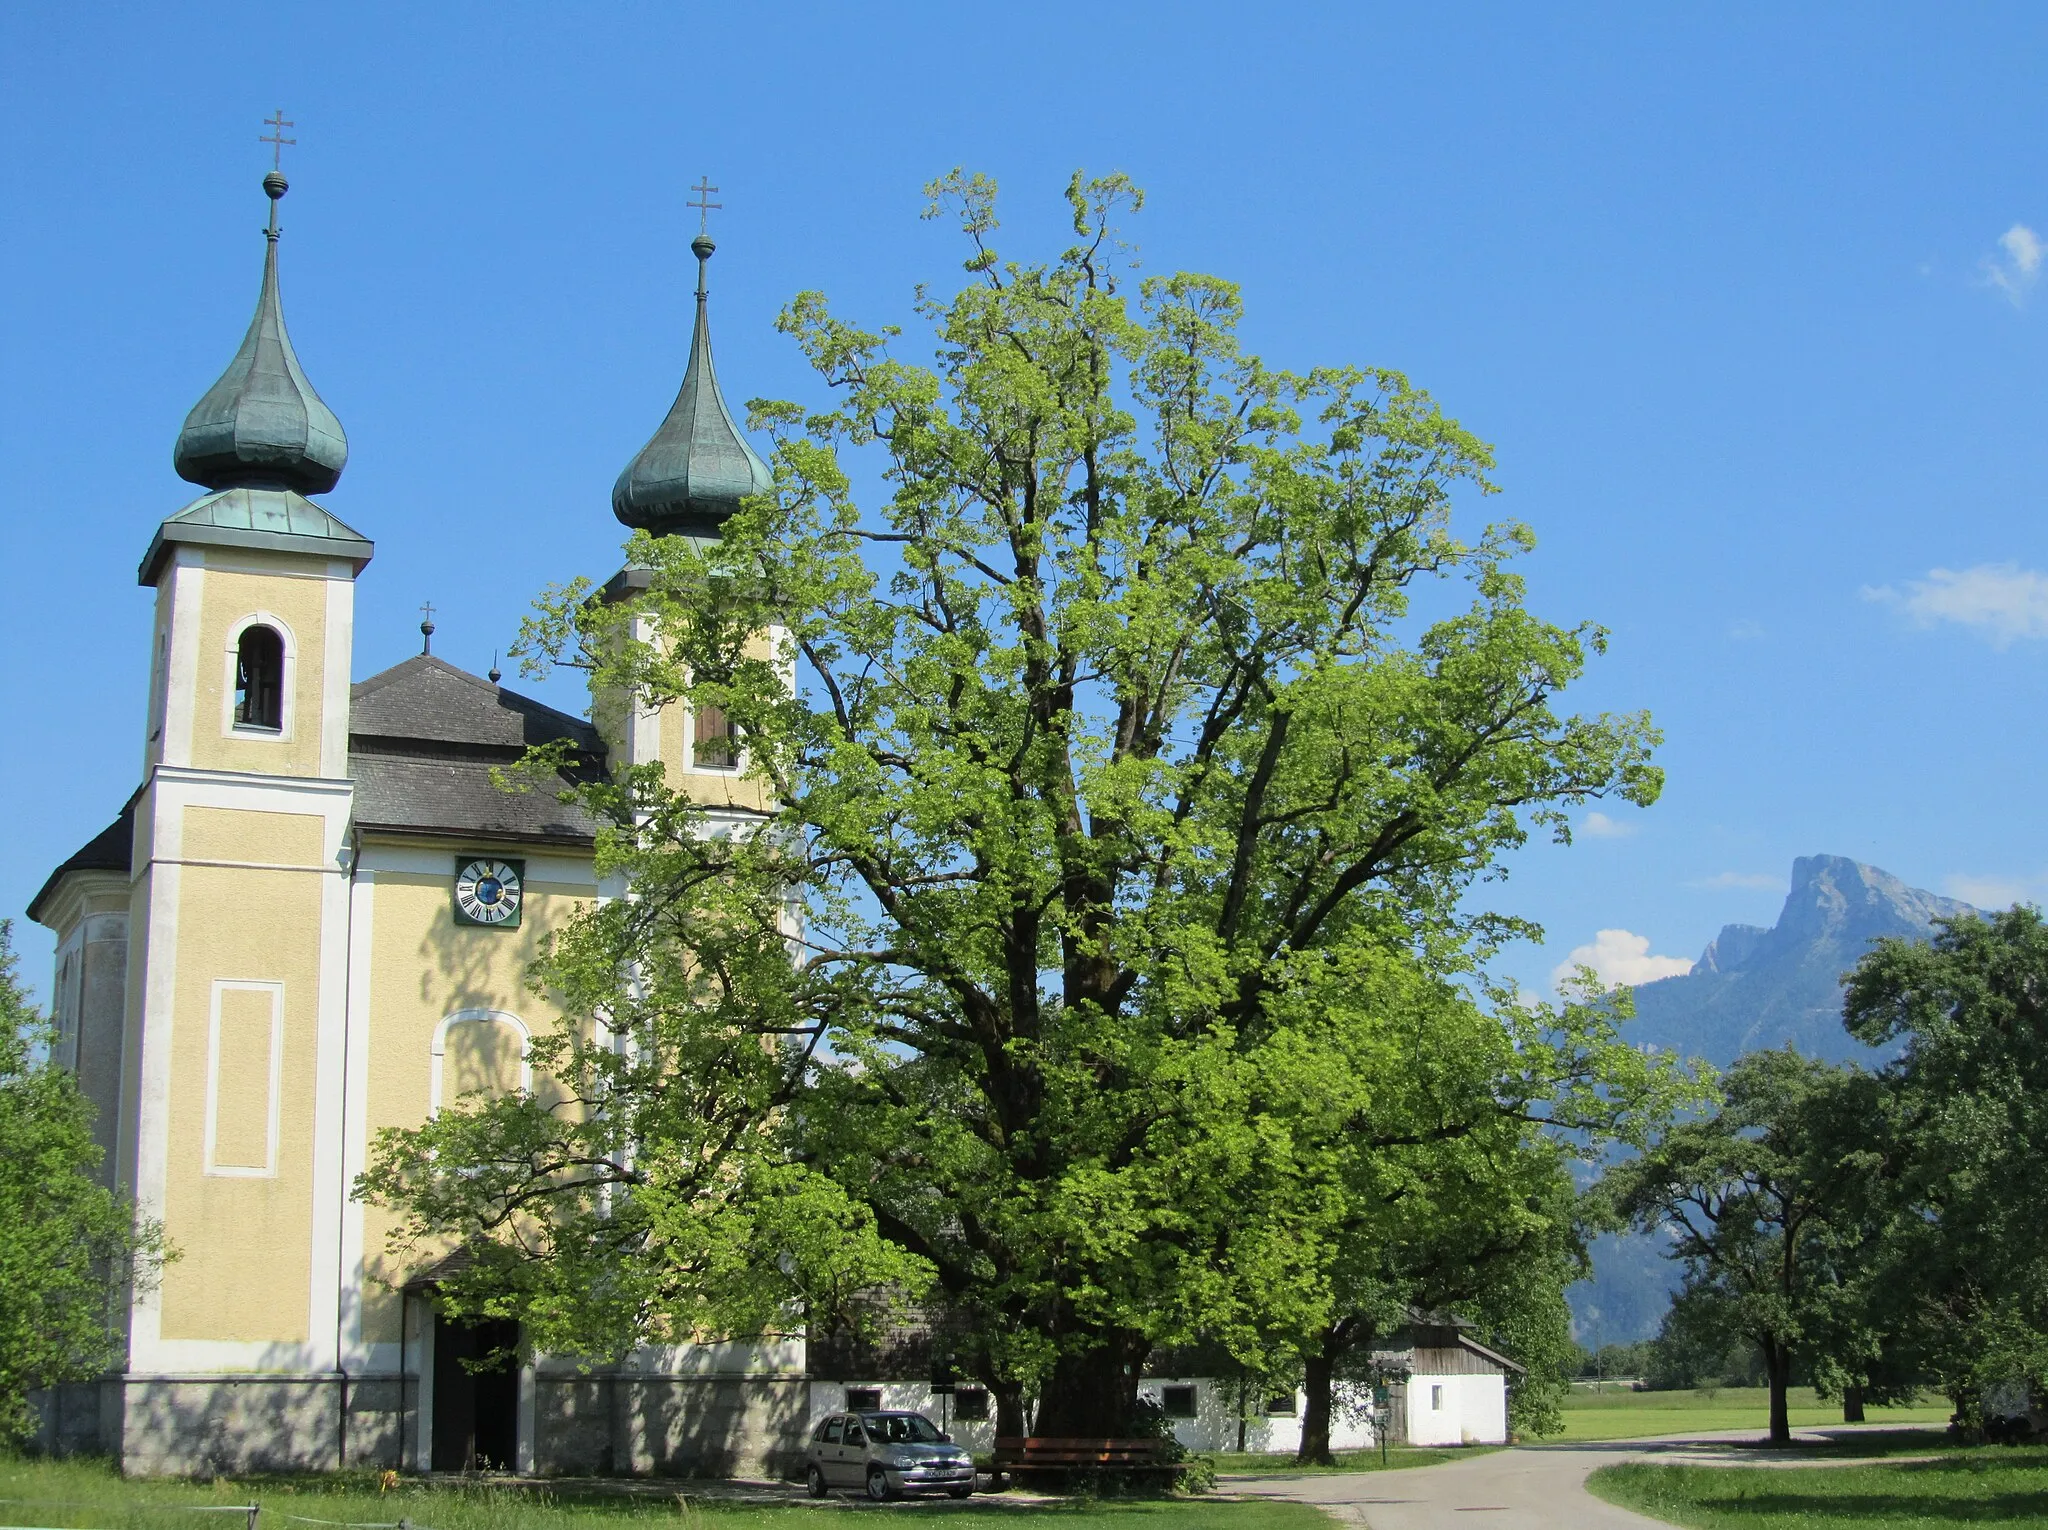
[{"left": 27, "top": 164, "right": 825, "bottom": 1477}]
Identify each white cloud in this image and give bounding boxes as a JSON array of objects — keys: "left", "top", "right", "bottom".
[
  {"left": 1691, "top": 871, "right": 1786, "bottom": 892},
  {"left": 1985, "top": 223, "right": 2043, "bottom": 304},
  {"left": 1943, "top": 872, "right": 2036, "bottom": 909},
  {"left": 1727, "top": 619, "right": 1766, "bottom": 642},
  {"left": 1581, "top": 811, "right": 1637, "bottom": 839},
  {"left": 1551, "top": 929, "right": 1694, "bottom": 992},
  {"left": 1863, "top": 563, "right": 2048, "bottom": 649}
]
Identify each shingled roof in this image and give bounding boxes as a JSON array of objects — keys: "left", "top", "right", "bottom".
[
  {"left": 348, "top": 656, "right": 610, "bottom": 847},
  {"left": 27, "top": 798, "right": 136, "bottom": 925}
]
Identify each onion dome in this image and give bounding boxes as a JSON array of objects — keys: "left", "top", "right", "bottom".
[
  {"left": 612, "top": 234, "right": 772, "bottom": 537},
  {"left": 173, "top": 171, "right": 348, "bottom": 495}
]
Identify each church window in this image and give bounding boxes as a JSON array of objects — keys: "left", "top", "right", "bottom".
[
  {"left": 234, "top": 625, "right": 285, "bottom": 731},
  {"left": 432, "top": 1011, "right": 533, "bottom": 1114},
  {"left": 692, "top": 702, "right": 737, "bottom": 769}
]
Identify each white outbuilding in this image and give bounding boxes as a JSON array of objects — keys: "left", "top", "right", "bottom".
[{"left": 1141, "top": 1320, "right": 1524, "bottom": 1455}]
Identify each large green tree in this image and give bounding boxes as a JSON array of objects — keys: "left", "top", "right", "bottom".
[
  {"left": 0, "top": 922, "right": 166, "bottom": 1443},
  {"left": 367, "top": 172, "right": 1669, "bottom": 1436},
  {"left": 1842, "top": 907, "right": 2048, "bottom": 1432}
]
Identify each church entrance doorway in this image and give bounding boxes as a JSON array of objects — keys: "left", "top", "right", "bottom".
[{"left": 431, "top": 1314, "right": 520, "bottom": 1471}]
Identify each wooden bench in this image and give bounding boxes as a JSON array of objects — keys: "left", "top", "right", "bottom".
[{"left": 993, "top": 1436, "right": 1184, "bottom": 1484}]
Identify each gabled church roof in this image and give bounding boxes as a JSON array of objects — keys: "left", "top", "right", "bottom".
[{"left": 348, "top": 656, "right": 610, "bottom": 847}]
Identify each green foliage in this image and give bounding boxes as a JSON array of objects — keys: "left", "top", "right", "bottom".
[
  {"left": 0, "top": 921, "right": 166, "bottom": 1442},
  {"left": 1841, "top": 906, "right": 2048, "bottom": 1430},
  {"left": 371, "top": 171, "right": 1681, "bottom": 1428},
  {"left": 1596, "top": 1048, "right": 1872, "bottom": 1440}
]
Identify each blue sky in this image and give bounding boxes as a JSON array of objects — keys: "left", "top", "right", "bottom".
[{"left": 3, "top": 2, "right": 2045, "bottom": 1002}]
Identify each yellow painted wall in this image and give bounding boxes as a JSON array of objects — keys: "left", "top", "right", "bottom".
[
  {"left": 186, "top": 563, "right": 333, "bottom": 779},
  {"left": 357, "top": 863, "right": 594, "bottom": 1342},
  {"left": 657, "top": 697, "right": 775, "bottom": 812},
  {"left": 157, "top": 807, "right": 327, "bottom": 1343}
]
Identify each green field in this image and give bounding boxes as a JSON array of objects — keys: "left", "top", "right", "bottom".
[
  {"left": 0, "top": 1456, "right": 1323, "bottom": 1529},
  {"left": 1589, "top": 1449, "right": 2048, "bottom": 1527},
  {"left": 1554, "top": 1386, "right": 1954, "bottom": 1442}
]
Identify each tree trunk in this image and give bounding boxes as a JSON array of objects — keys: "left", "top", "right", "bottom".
[
  {"left": 1764, "top": 1340, "right": 1793, "bottom": 1445},
  {"left": 1842, "top": 1382, "right": 1865, "bottom": 1423},
  {"left": 1298, "top": 1348, "right": 1337, "bottom": 1466},
  {"left": 1033, "top": 1333, "right": 1143, "bottom": 1438},
  {"left": 993, "top": 1380, "right": 1030, "bottom": 1439}
]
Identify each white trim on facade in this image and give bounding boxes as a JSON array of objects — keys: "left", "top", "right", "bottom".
[
  {"left": 319, "top": 566, "right": 353, "bottom": 777},
  {"left": 352, "top": 839, "right": 601, "bottom": 888},
  {"left": 307, "top": 797, "right": 360, "bottom": 1377},
  {"left": 202, "top": 979, "right": 284, "bottom": 1177},
  {"left": 158, "top": 554, "right": 206, "bottom": 768},
  {"left": 338, "top": 864, "right": 377, "bottom": 1373}
]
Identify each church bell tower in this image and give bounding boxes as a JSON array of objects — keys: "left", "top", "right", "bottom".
[{"left": 120, "top": 159, "right": 371, "bottom": 1392}]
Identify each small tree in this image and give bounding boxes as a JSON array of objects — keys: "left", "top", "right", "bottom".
[
  {"left": 1598, "top": 1048, "right": 1864, "bottom": 1443},
  {"left": 0, "top": 922, "right": 166, "bottom": 1443}
]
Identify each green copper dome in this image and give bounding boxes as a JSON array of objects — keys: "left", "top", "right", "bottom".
[
  {"left": 612, "top": 234, "right": 771, "bottom": 537},
  {"left": 174, "top": 171, "right": 348, "bottom": 495}
]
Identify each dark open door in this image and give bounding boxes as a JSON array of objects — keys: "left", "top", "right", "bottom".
[{"left": 431, "top": 1315, "right": 520, "bottom": 1471}]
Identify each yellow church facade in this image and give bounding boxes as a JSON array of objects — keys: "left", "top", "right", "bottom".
[{"left": 27, "top": 168, "right": 828, "bottom": 1477}]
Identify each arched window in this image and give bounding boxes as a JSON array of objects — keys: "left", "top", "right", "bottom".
[
  {"left": 431, "top": 1010, "right": 533, "bottom": 1114},
  {"left": 234, "top": 625, "right": 284, "bottom": 731}
]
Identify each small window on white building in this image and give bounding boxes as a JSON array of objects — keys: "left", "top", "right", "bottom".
[
  {"left": 1265, "top": 1393, "right": 1298, "bottom": 1416},
  {"left": 1161, "top": 1385, "right": 1198, "bottom": 1419},
  {"left": 1431, "top": 1384, "right": 1444, "bottom": 1411},
  {"left": 846, "top": 1387, "right": 882, "bottom": 1411},
  {"left": 954, "top": 1388, "right": 990, "bottom": 1421}
]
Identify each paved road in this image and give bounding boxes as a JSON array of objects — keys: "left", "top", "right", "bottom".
[{"left": 1221, "top": 1427, "right": 1889, "bottom": 1529}]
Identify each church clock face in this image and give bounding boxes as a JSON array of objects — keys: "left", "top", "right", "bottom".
[{"left": 453, "top": 857, "right": 524, "bottom": 928}]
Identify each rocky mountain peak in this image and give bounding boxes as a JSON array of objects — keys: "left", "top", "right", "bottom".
[{"left": 1629, "top": 855, "right": 1975, "bottom": 1064}]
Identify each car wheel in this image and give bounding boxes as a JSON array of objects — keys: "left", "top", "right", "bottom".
[
  {"left": 866, "top": 1466, "right": 895, "bottom": 1502},
  {"left": 806, "top": 1464, "right": 828, "bottom": 1499}
]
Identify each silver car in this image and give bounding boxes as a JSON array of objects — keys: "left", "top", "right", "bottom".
[{"left": 804, "top": 1409, "right": 976, "bottom": 1500}]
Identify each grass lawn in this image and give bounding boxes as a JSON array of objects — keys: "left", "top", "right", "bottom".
[
  {"left": 1553, "top": 1386, "right": 1953, "bottom": 1442},
  {"left": 1204, "top": 1445, "right": 1496, "bottom": 1475},
  {"left": 0, "top": 1456, "right": 1325, "bottom": 1530},
  {"left": 1588, "top": 1448, "right": 2048, "bottom": 1527}
]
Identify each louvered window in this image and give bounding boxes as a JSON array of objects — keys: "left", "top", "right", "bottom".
[{"left": 693, "top": 703, "right": 737, "bottom": 769}]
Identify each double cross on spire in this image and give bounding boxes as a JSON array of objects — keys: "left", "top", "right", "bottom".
[
  {"left": 689, "top": 175, "right": 720, "bottom": 237},
  {"left": 261, "top": 109, "right": 295, "bottom": 171}
]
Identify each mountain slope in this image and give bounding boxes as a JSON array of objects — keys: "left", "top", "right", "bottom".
[{"left": 1624, "top": 854, "right": 1976, "bottom": 1065}]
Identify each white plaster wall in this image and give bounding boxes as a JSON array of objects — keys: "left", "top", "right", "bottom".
[
  {"left": 1138, "top": 1378, "right": 1376, "bottom": 1454},
  {"left": 1403, "top": 1373, "right": 1508, "bottom": 1446}
]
